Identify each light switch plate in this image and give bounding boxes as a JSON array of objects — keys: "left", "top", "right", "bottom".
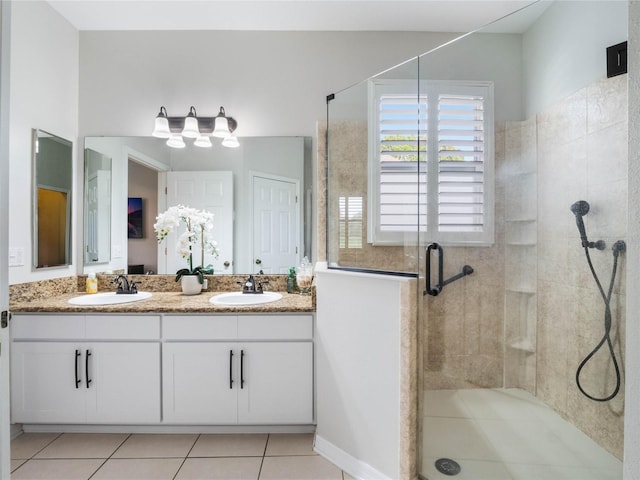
[{"left": 8, "top": 247, "right": 25, "bottom": 267}]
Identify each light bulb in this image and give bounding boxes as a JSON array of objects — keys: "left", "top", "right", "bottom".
[
  {"left": 152, "top": 107, "right": 171, "bottom": 138},
  {"left": 194, "top": 135, "right": 212, "bottom": 148},
  {"left": 212, "top": 116, "right": 230, "bottom": 138},
  {"left": 166, "top": 134, "right": 186, "bottom": 148},
  {"left": 182, "top": 115, "right": 200, "bottom": 139},
  {"left": 222, "top": 135, "right": 240, "bottom": 148}
]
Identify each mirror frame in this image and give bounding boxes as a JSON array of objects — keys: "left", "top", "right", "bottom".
[{"left": 32, "top": 128, "right": 73, "bottom": 270}]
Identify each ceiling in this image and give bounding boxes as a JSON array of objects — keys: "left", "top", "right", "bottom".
[{"left": 47, "top": 0, "right": 549, "bottom": 33}]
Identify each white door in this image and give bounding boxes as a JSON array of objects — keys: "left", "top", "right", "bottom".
[
  {"left": 163, "top": 171, "right": 234, "bottom": 274},
  {"left": 11, "top": 342, "right": 87, "bottom": 424},
  {"left": 85, "top": 343, "right": 160, "bottom": 424},
  {"left": 85, "top": 169, "right": 111, "bottom": 264},
  {"left": 252, "top": 175, "right": 300, "bottom": 274},
  {"left": 162, "top": 342, "right": 238, "bottom": 424},
  {"left": 237, "top": 342, "right": 313, "bottom": 424}
]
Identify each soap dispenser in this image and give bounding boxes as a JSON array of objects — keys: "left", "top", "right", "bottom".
[
  {"left": 287, "top": 267, "right": 297, "bottom": 294},
  {"left": 86, "top": 272, "right": 98, "bottom": 294}
]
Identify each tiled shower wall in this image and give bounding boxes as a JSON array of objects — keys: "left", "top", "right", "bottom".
[
  {"left": 423, "top": 122, "right": 507, "bottom": 389},
  {"left": 424, "top": 73, "right": 627, "bottom": 459},
  {"left": 534, "top": 74, "right": 627, "bottom": 459}
]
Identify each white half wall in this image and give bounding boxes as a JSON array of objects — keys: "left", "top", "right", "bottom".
[{"left": 315, "top": 264, "right": 413, "bottom": 479}]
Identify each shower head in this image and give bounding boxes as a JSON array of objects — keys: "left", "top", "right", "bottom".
[
  {"left": 570, "top": 200, "right": 606, "bottom": 250},
  {"left": 570, "top": 200, "right": 590, "bottom": 217}
]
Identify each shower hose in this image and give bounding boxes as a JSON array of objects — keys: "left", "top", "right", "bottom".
[{"left": 575, "top": 241, "right": 624, "bottom": 402}]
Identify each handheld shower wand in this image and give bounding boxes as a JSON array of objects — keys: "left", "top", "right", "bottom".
[
  {"left": 570, "top": 200, "right": 625, "bottom": 402},
  {"left": 570, "top": 200, "right": 606, "bottom": 250}
]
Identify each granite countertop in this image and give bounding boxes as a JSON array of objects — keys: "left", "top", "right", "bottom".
[{"left": 10, "top": 291, "right": 315, "bottom": 314}]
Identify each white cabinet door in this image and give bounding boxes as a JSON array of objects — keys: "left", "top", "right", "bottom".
[
  {"left": 163, "top": 342, "right": 237, "bottom": 424},
  {"left": 11, "top": 342, "right": 86, "bottom": 424},
  {"left": 238, "top": 342, "right": 313, "bottom": 424},
  {"left": 85, "top": 343, "right": 160, "bottom": 424}
]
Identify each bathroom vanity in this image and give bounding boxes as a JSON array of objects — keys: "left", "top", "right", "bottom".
[{"left": 9, "top": 291, "right": 314, "bottom": 430}]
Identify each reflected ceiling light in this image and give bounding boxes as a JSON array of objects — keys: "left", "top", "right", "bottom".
[
  {"left": 166, "top": 133, "right": 186, "bottom": 149},
  {"left": 194, "top": 135, "right": 212, "bottom": 148},
  {"left": 151, "top": 105, "right": 238, "bottom": 148},
  {"left": 221, "top": 135, "right": 240, "bottom": 148}
]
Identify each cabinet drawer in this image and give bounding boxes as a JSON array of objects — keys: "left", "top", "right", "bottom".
[
  {"left": 163, "top": 315, "right": 237, "bottom": 340},
  {"left": 238, "top": 315, "right": 313, "bottom": 340},
  {"left": 12, "top": 315, "right": 85, "bottom": 340},
  {"left": 85, "top": 315, "right": 160, "bottom": 340}
]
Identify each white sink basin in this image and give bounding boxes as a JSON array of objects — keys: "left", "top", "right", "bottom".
[
  {"left": 210, "top": 291, "right": 283, "bottom": 306},
  {"left": 68, "top": 291, "right": 152, "bottom": 306}
]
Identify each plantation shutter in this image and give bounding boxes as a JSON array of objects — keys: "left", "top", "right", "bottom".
[
  {"left": 369, "top": 79, "right": 494, "bottom": 245},
  {"left": 378, "top": 94, "right": 427, "bottom": 233},
  {"left": 339, "top": 196, "right": 363, "bottom": 248},
  {"left": 438, "top": 93, "right": 485, "bottom": 233}
]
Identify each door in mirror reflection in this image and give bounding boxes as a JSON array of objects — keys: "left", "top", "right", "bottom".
[
  {"left": 36, "top": 188, "right": 68, "bottom": 267},
  {"left": 84, "top": 148, "right": 112, "bottom": 264},
  {"left": 163, "top": 171, "right": 234, "bottom": 275},
  {"left": 32, "top": 129, "right": 72, "bottom": 269},
  {"left": 252, "top": 174, "right": 300, "bottom": 273}
]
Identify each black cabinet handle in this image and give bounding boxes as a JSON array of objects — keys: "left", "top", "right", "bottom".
[
  {"left": 85, "top": 349, "right": 92, "bottom": 388},
  {"left": 229, "top": 350, "right": 234, "bottom": 389},
  {"left": 240, "top": 350, "right": 245, "bottom": 389},
  {"left": 75, "top": 349, "right": 81, "bottom": 388}
]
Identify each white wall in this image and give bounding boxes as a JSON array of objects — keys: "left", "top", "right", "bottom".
[
  {"left": 8, "top": 1, "right": 79, "bottom": 284},
  {"left": 523, "top": 0, "right": 628, "bottom": 117},
  {"left": 624, "top": 3, "right": 640, "bottom": 478},
  {"left": 127, "top": 160, "right": 158, "bottom": 273},
  {"left": 0, "top": 1, "right": 11, "bottom": 476},
  {"left": 78, "top": 30, "right": 464, "bottom": 139}
]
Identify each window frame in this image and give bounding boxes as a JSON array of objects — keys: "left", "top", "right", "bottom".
[{"left": 367, "top": 78, "right": 495, "bottom": 247}]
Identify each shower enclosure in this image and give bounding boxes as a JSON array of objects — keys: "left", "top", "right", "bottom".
[{"left": 324, "top": 2, "right": 627, "bottom": 478}]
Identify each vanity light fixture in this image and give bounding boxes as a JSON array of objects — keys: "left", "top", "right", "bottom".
[{"left": 151, "top": 105, "right": 238, "bottom": 148}]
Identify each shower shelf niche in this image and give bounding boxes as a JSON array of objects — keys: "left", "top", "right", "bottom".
[{"left": 503, "top": 119, "right": 537, "bottom": 392}]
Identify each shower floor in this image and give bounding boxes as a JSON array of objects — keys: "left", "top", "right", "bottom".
[{"left": 421, "top": 388, "right": 622, "bottom": 480}]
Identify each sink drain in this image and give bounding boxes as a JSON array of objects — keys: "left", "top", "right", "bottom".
[{"left": 434, "top": 458, "right": 461, "bottom": 476}]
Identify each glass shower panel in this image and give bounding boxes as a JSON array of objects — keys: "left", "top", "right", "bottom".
[
  {"left": 326, "top": 57, "right": 421, "bottom": 275},
  {"left": 417, "top": 2, "right": 626, "bottom": 479}
]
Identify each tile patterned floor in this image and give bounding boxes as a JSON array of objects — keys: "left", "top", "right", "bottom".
[
  {"left": 11, "top": 432, "right": 355, "bottom": 480},
  {"left": 421, "top": 388, "right": 623, "bottom": 480}
]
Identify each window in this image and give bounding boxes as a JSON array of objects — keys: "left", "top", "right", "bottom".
[
  {"left": 368, "top": 79, "right": 494, "bottom": 246},
  {"left": 339, "top": 196, "right": 363, "bottom": 249}
]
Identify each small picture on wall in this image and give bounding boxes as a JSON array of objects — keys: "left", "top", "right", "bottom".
[{"left": 128, "top": 197, "right": 143, "bottom": 239}]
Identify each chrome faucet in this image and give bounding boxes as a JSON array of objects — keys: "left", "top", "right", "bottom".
[{"left": 112, "top": 275, "right": 138, "bottom": 294}]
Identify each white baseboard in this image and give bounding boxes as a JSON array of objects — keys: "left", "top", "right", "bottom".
[
  {"left": 10, "top": 423, "right": 23, "bottom": 440},
  {"left": 314, "top": 434, "right": 394, "bottom": 480},
  {"left": 22, "top": 424, "right": 315, "bottom": 434}
]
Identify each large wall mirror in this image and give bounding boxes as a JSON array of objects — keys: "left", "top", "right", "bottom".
[
  {"left": 82, "top": 136, "right": 312, "bottom": 275},
  {"left": 32, "top": 129, "right": 73, "bottom": 269}
]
